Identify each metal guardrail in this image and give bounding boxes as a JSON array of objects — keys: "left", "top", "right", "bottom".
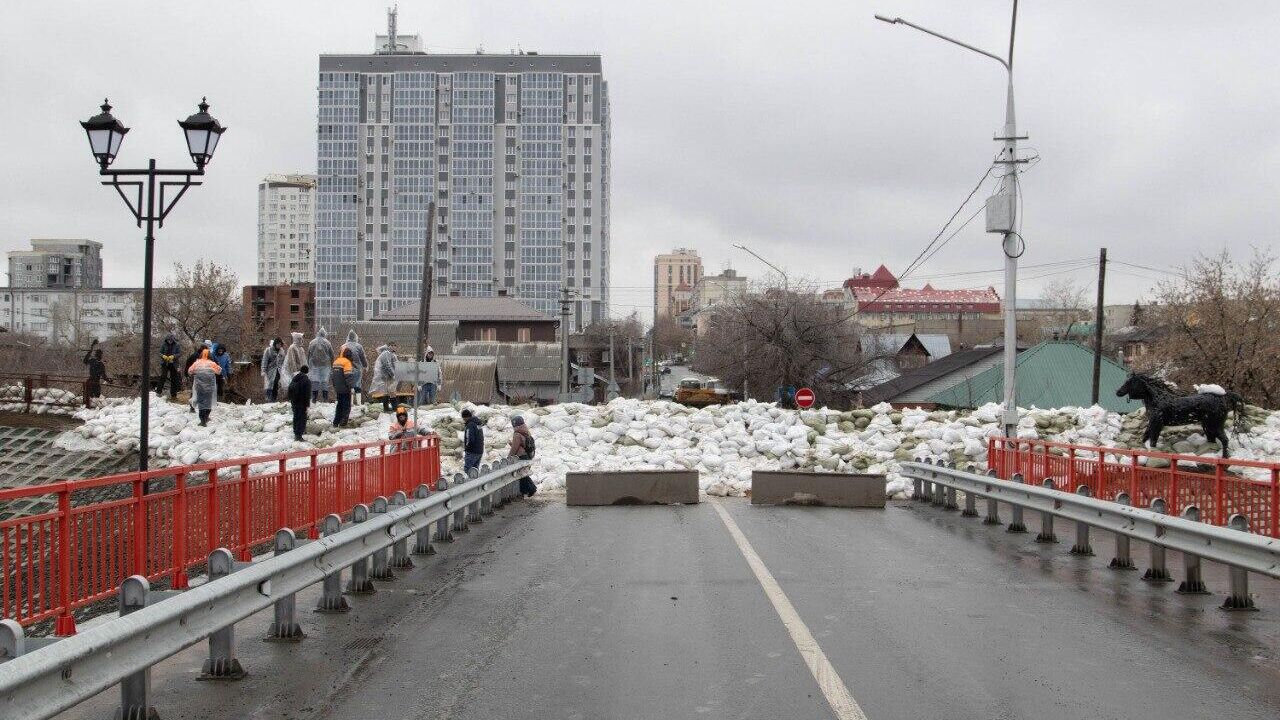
[
  {"left": 0, "top": 458, "right": 531, "bottom": 720},
  {"left": 900, "top": 460, "right": 1279, "bottom": 611}
]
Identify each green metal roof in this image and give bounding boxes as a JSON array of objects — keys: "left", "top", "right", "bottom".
[{"left": 926, "top": 341, "right": 1140, "bottom": 412}]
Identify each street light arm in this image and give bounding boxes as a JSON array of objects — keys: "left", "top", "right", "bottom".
[
  {"left": 875, "top": 14, "right": 1010, "bottom": 73},
  {"left": 732, "top": 243, "right": 789, "bottom": 290}
]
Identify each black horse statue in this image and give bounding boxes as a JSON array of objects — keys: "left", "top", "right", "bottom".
[{"left": 1115, "top": 373, "right": 1247, "bottom": 457}]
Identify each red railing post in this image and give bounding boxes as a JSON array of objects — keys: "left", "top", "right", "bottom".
[
  {"left": 54, "top": 484, "right": 76, "bottom": 636},
  {"left": 172, "top": 472, "right": 189, "bottom": 589},
  {"left": 1095, "top": 448, "right": 1106, "bottom": 499},
  {"left": 1129, "top": 453, "right": 1139, "bottom": 502},
  {"left": 309, "top": 454, "right": 320, "bottom": 539},
  {"left": 1169, "top": 460, "right": 1181, "bottom": 517},
  {"left": 132, "top": 476, "right": 147, "bottom": 576},
  {"left": 237, "top": 463, "right": 251, "bottom": 561},
  {"left": 207, "top": 468, "right": 219, "bottom": 560},
  {"left": 1213, "top": 463, "right": 1225, "bottom": 526},
  {"left": 359, "top": 447, "right": 368, "bottom": 502},
  {"left": 276, "top": 458, "right": 288, "bottom": 531},
  {"left": 1270, "top": 468, "right": 1279, "bottom": 539},
  {"left": 334, "top": 449, "right": 345, "bottom": 517},
  {"left": 1067, "top": 447, "right": 1076, "bottom": 492}
]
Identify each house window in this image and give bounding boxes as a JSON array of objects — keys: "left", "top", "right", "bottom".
[
  {"left": 517, "top": 327, "right": 531, "bottom": 342},
  {"left": 479, "top": 327, "right": 497, "bottom": 342}
]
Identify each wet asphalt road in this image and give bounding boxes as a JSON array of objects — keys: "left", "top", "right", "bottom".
[{"left": 56, "top": 496, "right": 1280, "bottom": 720}]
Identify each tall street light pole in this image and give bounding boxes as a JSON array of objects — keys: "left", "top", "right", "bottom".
[
  {"left": 875, "top": 1, "right": 1023, "bottom": 438},
  {"left": 80, "top": 99, "right": 227, "bottom": 474}
]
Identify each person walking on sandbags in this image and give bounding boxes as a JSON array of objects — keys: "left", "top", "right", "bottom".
[
  {"left": 284, "top": 331, "right": 307, "bottom": 378},
  {"left": 187, "top": 348, "right": 222, "bottom": 427},
  {"left": 417, "top": 346, "right": 442, "bottom": 405},
  {"left": 159, "top": 332, "right": 182, "bottom": 399},
  {"left": 286, "top": 364, "right": 311, "bottom": 441},
  {"left": 462, "top": 408, "right": 484, "bottom": 473},
  {"left": 340, "top": 330, "right": 368, "bottom": 404},
  {"left": 307, "top": 328, "right": 335, "bottom": 402},
  {"left": 261, "top": 337, "right": 286, "bottom": 402},
  {"left": 370, "top": 343, "right": 398, "bottom": 411},
  {"left": 331, "top": 347, "right": 356, "bottom": 427}
]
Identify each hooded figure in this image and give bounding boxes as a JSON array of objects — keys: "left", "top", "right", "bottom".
[
  {"left": 370, "top": 344, "right": 398, "bottom": 411},
  {"left": 417, "top": 346, "right": 442, "bottom": 405},
  {"left": 307, "top": 328, "right": 335, "bottom": 401},
  {"left": 462, "top": 408, "right": 484, "bottom": 472},
  {"left": 388, "top": 405, "right": 417, "bottom": 440},
  {"left": 187, "top": 349, "right": 222, "bottom": 425},
  {"left": 331, "top": 348, "right": 355, "bottom": 427},
  {"left": 159, "top": 332, "right": 182, "bottom": 399},
  {"left": 261, "top": 338, "right": 285, "bottom": 402},
  {"left": 212, "top": 343, "right": 233, "bottom": 398},
  {"left": 82, "top": 339, "right": 108, "bottom": 399},
  {"left": 284, "top": 332, "right": 307, "bottom": 377},
  {"left": 341, "top": 330, "right": 369, "bottom": 399},
  {"left": 509, "top": 415, "right": 537, "bottom": 497}
]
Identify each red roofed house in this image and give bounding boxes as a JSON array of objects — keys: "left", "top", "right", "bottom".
[{"left": 842, "top": 265, "right": 1003, "bottom": 347}]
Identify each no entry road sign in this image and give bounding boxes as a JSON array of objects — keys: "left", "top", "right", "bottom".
[{"left": 795, "top": 387, "right": 815, "bottom": 409}]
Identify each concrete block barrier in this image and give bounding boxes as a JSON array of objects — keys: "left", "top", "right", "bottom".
[
  {"left": 565, "top": 471, "right": 700, "bottom": 506},
  {"left": 750, "top": 470, "right": 886, "bottom": 508}
]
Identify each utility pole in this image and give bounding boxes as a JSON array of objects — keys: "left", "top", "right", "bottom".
[
  {"left": 606, "top": 328, "right": 620, "bottom": 401},
  {"left": 412, "top": 202, "right": 436, "bottom": 426},
  {"left": 1090, "top": 247, "right": 1107, "bottom": 405},
  {"left": 559, "top": 286, "right": 572, "bottom": 398}
]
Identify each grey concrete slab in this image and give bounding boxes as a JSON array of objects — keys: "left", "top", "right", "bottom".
[
  {"left": 565, "top": 469, "right": 700, "bottom": 505},
  {"left": 720, "top": 498, "right": 1280, "bottom": 720},
  {"left": 751, "top": 470, "right": 887, "bottom": 507}
]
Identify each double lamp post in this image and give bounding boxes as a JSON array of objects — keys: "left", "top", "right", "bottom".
[{"left": 79, "top": 99, "right": 227, "bottom": 472}]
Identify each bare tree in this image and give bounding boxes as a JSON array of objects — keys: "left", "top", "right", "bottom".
[
  {"left": 651, "top": 314, "right": 694, "bottom": 361},
  {"left": 1037, "top": 277, "right": 1091, "bottom": 340},
  {"left": 693, "top": 283, "right": 866, "bottom": 406},
  {"left": 1138, "top": 248, "right": 1280, "bottom": 406},
  {"left": 155, "top": 261, "right": 241, "bottom": 349}
]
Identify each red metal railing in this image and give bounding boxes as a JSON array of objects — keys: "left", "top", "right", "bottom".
[
  {"left": 989, "top": 437, "right": 1279, "bottom": 538},
  {"left": 0, "top": 434, "right": 440, "bottom": 634}
]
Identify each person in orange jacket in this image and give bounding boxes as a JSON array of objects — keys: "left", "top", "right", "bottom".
[
  {"left": 331, "top": 348, "right": 355, "bottom": 427},
  {"left": 187, "top": 349, "right": 222, "bottom": 426}
]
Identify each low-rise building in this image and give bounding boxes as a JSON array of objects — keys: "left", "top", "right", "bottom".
[
  {"left": 7, "top": 239, "right": 104, "bottom": 289},
  {"left": 242, "top": 283, "right": 316, "bottom": 342},
  {"left": 373, "top": 296, "right": 557, "bottom": 343},
  {"left": 0, "top": 287, "right": 141, "bottom": 344},
  {"left": 844, "top": 265, "right": 1003, "bottom": 347}
]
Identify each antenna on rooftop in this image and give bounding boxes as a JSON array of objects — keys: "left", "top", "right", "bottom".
[{"left": 385, "top": 5, "right": 398, "bottom": 54}]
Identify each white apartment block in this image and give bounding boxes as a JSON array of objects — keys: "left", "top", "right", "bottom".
[
  {"left": 1, "top": 287, "right": 142, "bottom": 344},
  {"left": 257, "top": 174, "right": 317, "bottom": 285},
  {"left": 316, "top": 20, "right": 610, "bottom": 332}
]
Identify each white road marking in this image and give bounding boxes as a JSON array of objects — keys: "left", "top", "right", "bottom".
[{"left": 709, "top": 499, "right": 870, "bottom": 720}]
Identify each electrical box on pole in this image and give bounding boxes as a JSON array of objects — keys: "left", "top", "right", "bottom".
[{"left": 985, "top": 189, "right": 1016, "bottom": 234}]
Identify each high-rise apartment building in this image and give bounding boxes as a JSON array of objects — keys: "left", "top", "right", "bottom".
[
  {"left": 257, "top": 174, "right": 317, "bottom": 285},
  {"left": 653, "top": 248, "right": 702, "bottom": 323},
  {"left": 315, "top": 15, "right": 610, "bottom": 332},
  {"left": 7, "top": 239, "right": 103, "bottom": 289}
]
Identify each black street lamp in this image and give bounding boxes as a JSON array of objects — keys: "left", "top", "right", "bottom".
[{"left": 80, "top": 98, "right": 226, "bottom": 474}]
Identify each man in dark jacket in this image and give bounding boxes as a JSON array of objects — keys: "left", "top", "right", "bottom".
[
  {"left": 462, "top": 408, "right": 484, "bottom": 472},
  {"left": 82, "top": 339, "right": 108, "bottom": 400},
  {"left": 159, "top": 333, "right": 182, "bottom": 398},
  {"left": 286, "top": 365, "right": 312, "bottom": 441}
]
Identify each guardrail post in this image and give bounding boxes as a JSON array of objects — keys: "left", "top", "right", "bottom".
[
  {"left": 982, "top": 469, "right": 1001, "bottom": 525},
  {"left": 345, "top": 504, "right": 375, "bottom": 594},
  {"left": 368, "top": 497, "right": 396, "bottom": 581},
  {"left": 912, "top": 475, "right": 924, "bottom": 501},
  {"left": 1142, "top": 498, "right": 1172, "bottom": 582},
  {"left": 413, "top": 485, "right": 436, "bottom": 555},
  {"left": 1070, "top": 485, "right": 1093, "bottom": 556},
  {"left": 434, "top": 478, "right": 454, "bottom": 542},
  {"left": 1222, "top": 514, "right": 1257, "bottom": 611},
  {"left": 265, "top": 529, "right": 306, "bottom": 642},
  {"left": 469, "top": 467, "right": 486, "bottom": 523},
  {"left": 1035, "top": 479, "right": 1059, "bottom": 543},
  {"left": 942, "top": 464, "right": 959, "bottom": 510},
  {"left": 117, "top": 576, "right": 158, "bottom": 720},
  {"left": 492, "top": 461, "right": 511, "bottom": 508},
  {"left": 1175, "top": 506, "right": 1209, "bottom": 594},
  {"left": 0, "top": 619, "right": 25, "bottom": 661},
  {"left": 452, "top": 473, "right": 470, "bottom": 533},
  {"left": 960, "top": 466, "right": 978, "bottom": 517},
  {"left": 1109, "top": 492, "right": 1136, "bottom": 570},
  {"left": 1007, "top": 473, "right": 1027, "bottom": 533},
  {"left": 389, "top": 491, "right": 415, "bottom": 569},
  {"left": 200, "top": 549, "right": 250, "bottom": 679},
  {"left": 315, "top": 514, "right": 350, "bottom": 613}
]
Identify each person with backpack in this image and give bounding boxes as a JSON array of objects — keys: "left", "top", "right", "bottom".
[{"left": 508, "top": 415, "right": 537, "bottom": 497}]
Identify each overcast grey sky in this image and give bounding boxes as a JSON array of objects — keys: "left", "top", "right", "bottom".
[{"left": 3, "top": 1, "right": 1277, "bottom": 316}]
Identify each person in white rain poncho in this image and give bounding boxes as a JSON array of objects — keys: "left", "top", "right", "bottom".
[
  {"left": 187, "top": 348, "right": 221, "bottom": 426},
  {"left": 307, "top": 328, "right": 335, "bottom": 401},
  {"left": 260, "top": 338, "right": 286, "bottom": 402},
  {"left": 341, "top": 330, "right": 369, "bottom": 403},
  {"left": 283, "top": 332, "right": 307, "bottom": 378},
  {"left": 369, "top": 343, "right": 399, "bottom": 411}
]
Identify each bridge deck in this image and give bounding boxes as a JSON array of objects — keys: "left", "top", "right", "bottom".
[{"left": 57, "top": 498, "right": 1280, "bottom": 720}]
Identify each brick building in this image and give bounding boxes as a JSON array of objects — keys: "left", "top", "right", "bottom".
[{"left": 242, "top": 283, "right": 316, "bottom": 342}]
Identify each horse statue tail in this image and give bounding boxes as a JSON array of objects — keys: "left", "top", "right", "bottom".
[{"left": 1227, "top": 392, "right": 1250, "bottom": 434}]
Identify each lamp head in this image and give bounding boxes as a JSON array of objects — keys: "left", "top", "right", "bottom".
[{"left": 80, "top": 99, "right": 129, "bottom": 170}]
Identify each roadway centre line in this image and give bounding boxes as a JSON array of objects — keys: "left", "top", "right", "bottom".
[{"left": 709, "top": 499, "right": 870, "bottom": 720}]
